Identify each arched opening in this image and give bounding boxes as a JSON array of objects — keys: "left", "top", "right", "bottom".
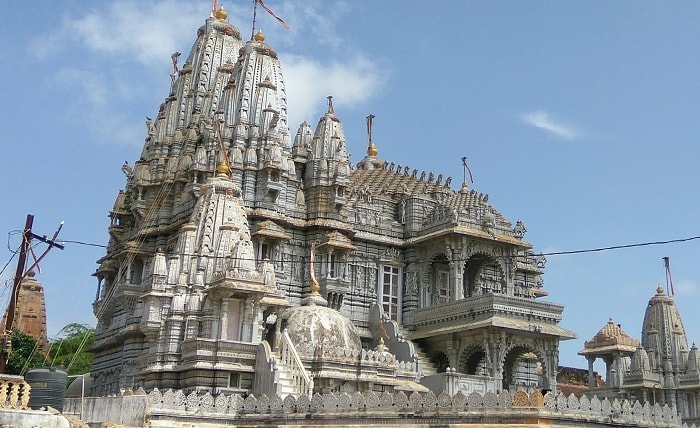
[
  {"left": 463, "top": 253, "right": 505, "bottom": 297},
  {"left": 459, "top": 346, "right": 488, "bottom": 375},
  {"left": 502, "top": 345, "right": 545, "bottom": 392}
]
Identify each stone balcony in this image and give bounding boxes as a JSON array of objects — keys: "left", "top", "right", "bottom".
[{"left": 409, "top": 294, "right": 575, "bottom": 340}]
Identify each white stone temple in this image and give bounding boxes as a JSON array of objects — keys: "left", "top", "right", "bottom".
[{"left": 88, "top": 3, "right": 577, "bottom": 401}]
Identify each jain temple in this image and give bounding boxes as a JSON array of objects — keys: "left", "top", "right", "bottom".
[{"left": 43, "top": 4, "right": 700, "bottom": 428}]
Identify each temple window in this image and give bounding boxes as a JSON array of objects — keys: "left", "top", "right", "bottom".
[
  {"left": 327, "top": 253, "right": 338, "bottom": 278},
  {"left": 379, "top": 265, "right": 402, "bottom": 322},
  {"left": 436, "top": 270, "right": 450, "bottom": 303}
]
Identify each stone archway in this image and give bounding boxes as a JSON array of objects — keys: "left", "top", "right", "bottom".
[
  {"left": 463, "top": 253, "right": 506, "bottom": 297},
  {"left": 501, "top": 345, "right": 547, "bottom": 393},
  {"left": 459, "top": 345, "right": 488, "bottom": 375}
]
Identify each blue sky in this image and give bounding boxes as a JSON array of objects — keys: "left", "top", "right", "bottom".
[{"left": 2, "top": 0, "right": 700, "bottom": 371}]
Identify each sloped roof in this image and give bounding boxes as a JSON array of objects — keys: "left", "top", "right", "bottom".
[{"left": 579, "top": 318, "right": 640, "bottom": 356}]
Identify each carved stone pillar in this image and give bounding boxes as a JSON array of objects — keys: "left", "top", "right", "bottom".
[
  {"left": 452, "top": 261, "right": 464, "bottom": 300},
  {"left": 253, "top": 300, "right": 264, "bottom": 342},
  {"left": 220, "top": 299, "right": 229, "bottom": 340},
  {"left": 586, "top": 356, "right": 596, "bottom": 388},
  {"left": 544, "top": 347, "right": 559, "bottom": 393},
  {"left": 273, "top": 314, "right": 282, "bottom": 351},
  {"left": 241, "top": 299, "right": 254, "bottom": 342}
]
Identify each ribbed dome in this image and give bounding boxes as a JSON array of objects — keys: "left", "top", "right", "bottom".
[
  {"left": 283, "top": 305, "right": 362, "bottom": 354},
  {"left": 586, "top": 318, "right": 640, "bottom": 349}
]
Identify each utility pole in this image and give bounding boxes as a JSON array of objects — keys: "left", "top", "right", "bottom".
[{"left": 0, "top": 214, "right": 64, "bottom": 373}]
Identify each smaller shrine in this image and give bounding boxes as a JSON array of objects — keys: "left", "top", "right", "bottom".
[{"left": 583, "top": 286, "right": 700, "bottom": 426}]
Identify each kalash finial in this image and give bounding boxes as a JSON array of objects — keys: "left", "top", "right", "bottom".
[
  {"left": 254, "top": 29, "right": 265, "bottom": 42},
  {"left": 216, "top": 162, "right": 230, "bottom": 177},
  {"left": 215, "top": 4, "right": 228, "bottom": 20}
]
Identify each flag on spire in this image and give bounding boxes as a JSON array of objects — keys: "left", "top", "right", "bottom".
[
  {"left": 663, "top": 256, "right": 675, "bottom": 296},
  {"left": 461, "top": 156, "right": 474, "bottom": 183},
  {"left": 256, "top": 0, "right": 289, "bottom": 30}
]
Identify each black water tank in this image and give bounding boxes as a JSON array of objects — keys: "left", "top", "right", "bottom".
[{"left": 25, "top": 367, "right": 67, "bottom": 412}]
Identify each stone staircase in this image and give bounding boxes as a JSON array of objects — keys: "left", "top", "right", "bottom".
[
  {"left": 411, "top": 343, "right": 438, "bottom": 376},
  {"left": 369, "top": 303, "right": 440, "bottom": 378},
  {"left": 273, "top": 359, "right": 299, "bottom": 397},
  {"left": 395, "top": 324, "right": 438, "bottom": 377}
]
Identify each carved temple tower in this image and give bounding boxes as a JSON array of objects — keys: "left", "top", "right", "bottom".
[
  {"left": 583, "top": 286, "right": 700, "bottom": 425},
  {"left": 89, "top": 6, "right": 575, "bottom": 397}
]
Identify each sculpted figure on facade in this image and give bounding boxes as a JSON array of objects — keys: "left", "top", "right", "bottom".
[{"left": 259, "top": 259, "right": 276, "bottom": 288}]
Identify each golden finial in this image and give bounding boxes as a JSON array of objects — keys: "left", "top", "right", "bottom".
[
  {"left": 366, "top": 114, "right": 377, "bottom": 156},
  {"left": 215, "top": 4, "right": 228, "bottom": 20},
  {"left": 379, "top": 336, "right": 384, "bottom": 346},
  {"left": 216, "top": 162, "right": 230, "bottom": 176},
  {"left": 367, "top": 141, "right": 378, "bottom": 156},
  {"left": 254, "top": 29, "right": 265, "bottom": 42},
  {"left": 657, "top": 285, "right": 664, "bottom": 295}
]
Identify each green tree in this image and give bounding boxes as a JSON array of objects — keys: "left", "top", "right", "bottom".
[
  {"left": 48, "top": 323, "right": 94, "bottom": 376},
  {"left": 6, "top": 330, "right": 47, "bottom": 375}
]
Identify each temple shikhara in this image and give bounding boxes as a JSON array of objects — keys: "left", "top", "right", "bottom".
[{"left": 71, "top": 4, "right": 694, "bottom": 428}]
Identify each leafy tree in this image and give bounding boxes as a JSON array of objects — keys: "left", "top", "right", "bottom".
[
  {"left": 6, "top": 330, "right": 47, "bottom": 375},
  {"left": 48, "top": 323, "right": 95, "bottom": 376}
]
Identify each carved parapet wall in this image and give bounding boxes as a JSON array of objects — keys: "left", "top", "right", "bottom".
[
  {"left": 0, "top": 375, "right": 31, "bottom": 409},
  {"left": 139, "top": 387, "right": 685, "bottom": 427}
]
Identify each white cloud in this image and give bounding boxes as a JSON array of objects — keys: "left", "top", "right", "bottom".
[
  {"left": 67, "top": 1, "right": 207, "bottom": 66},
  {"left": 283, "top": 53, "right": 387, "bottom": 129},
  {"left": 522, "top": 110, "right": 579, "bottom": 140}
]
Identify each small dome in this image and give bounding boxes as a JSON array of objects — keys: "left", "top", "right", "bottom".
[
  {"left": 283, "top": 305, "right": 361, "bottom": 354},
  {"left": 584, "top": 318, "right": 640, "bottom": 350}
]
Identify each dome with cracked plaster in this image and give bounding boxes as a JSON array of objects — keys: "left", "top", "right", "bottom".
[{"left": 282, "top": 304, "right": 362, "bottom": 354}]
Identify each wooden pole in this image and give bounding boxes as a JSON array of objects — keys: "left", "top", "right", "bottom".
[{"left": 0, "top": 214, "right": 34, "bottom": 373}]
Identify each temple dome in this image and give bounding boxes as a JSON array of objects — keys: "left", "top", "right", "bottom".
[
  {"left": 282, "top": 305, "right": 362, "bottom": 354},
  {"left": 578, "top": 317, "right": 640, "bottom": 356}
]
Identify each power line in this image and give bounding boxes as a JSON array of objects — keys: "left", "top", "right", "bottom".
[
  {"left": 60, "top": 240, "right": 107, "bottom": 248},
  {"left": 539, "top": 235, "right": 700, "bottom": 256},
  {"left": 53, "top": 233, "right": 700, "bottom": 261}
]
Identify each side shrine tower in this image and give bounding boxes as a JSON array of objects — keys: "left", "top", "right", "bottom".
[
  {"left": 89, "top": 6, "right": 575, "bottom": 398},
  {"left": 582, "top": 286, "right": 700, "bottom": 425}
]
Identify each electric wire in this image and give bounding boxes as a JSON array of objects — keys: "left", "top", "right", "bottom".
[{"left": 54, "top": 233, "right": 700, "bottom": 262}]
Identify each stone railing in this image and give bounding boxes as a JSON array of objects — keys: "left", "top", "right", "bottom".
[
  {"left": 412, "top": 293, "right": 564, "bottom": 327},
  {"left": 145, "top": 388, "right": 686, "bottom": 427},
  {"left": 0, "top": 375, "right": 31, "bottom": 409},
  {"left": 279, "top": 331, "right": 312, "bottom": 397},
  {"left": 293, "top": 341, "right": 416, "bottom": 368}
]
